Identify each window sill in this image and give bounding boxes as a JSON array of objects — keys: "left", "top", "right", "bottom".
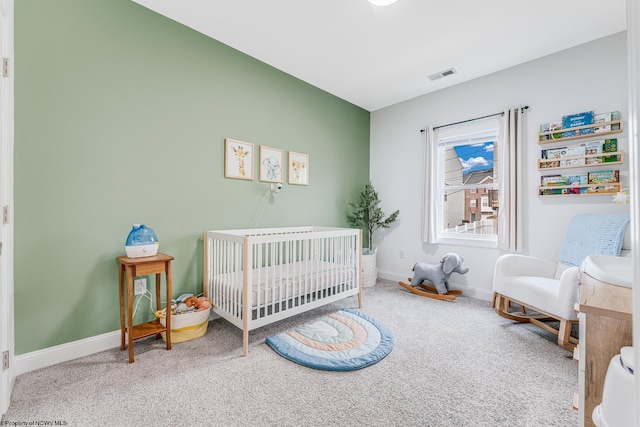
[{"left": 436, "top": 235, "right": 498, "bottom": 249}]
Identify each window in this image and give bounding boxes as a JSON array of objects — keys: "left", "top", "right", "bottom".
[
  {"left": 432, "top": 116, "right": 501, "bottom": 245},
  {"left": 424, "top": 108, "right": 522, "bottom": 250}
]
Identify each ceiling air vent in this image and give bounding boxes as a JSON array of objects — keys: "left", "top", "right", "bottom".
[{"left": 428, "top": 68, "right": 457, "bottom": 81}]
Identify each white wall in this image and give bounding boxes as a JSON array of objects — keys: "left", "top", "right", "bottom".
[{"left": 370, "top": 32, "right": 630, "bottom": 300}]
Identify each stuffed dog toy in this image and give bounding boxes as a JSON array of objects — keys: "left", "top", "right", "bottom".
[{"left": 399, "top": 253, "right": 469, "bottom": 300}]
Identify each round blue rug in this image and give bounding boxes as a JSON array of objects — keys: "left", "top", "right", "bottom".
[{"left": 265, "top": 308, "right": 394, "bottom": 371}]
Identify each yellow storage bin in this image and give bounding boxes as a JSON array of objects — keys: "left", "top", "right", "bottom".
[{"left": 155, "top": 307, "right": 211, "bottom": 343}]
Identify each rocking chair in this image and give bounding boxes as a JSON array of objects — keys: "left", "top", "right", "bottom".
[{"left": 492, "top": 213, "right": 630, "bottom": 352}]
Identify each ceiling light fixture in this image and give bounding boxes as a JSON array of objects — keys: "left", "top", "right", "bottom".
[{"left": 368, "top": 0, "right": 398, "bottom": 6}]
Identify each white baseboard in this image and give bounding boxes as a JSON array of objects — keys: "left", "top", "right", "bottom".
[
  {"left": 15, "top": 330, "right": 121, "bottom": 376},
  {"left": 377, "top": 269, "right": 494, "bottom": 302}
]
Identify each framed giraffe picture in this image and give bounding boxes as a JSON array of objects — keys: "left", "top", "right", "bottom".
[
  {"left": 225, "top": 138, "right": 254, "bottom": 180},
  {"left": 288, "top": 151, "right": 309, "bottom": 185}
]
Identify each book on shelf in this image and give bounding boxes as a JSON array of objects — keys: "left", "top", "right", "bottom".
[
  {"left": 541, "top": 175, "right": 567, "bottom": 186},
  {"left": 540, "top": 174, "right": 567, "bottom": 187},
  {"left": 594, "top": 112, "right": 611, "bottom": 133},
  {"left": 540, "top": 188, "right": 565, "bottom": 195},
  {"left": 539, "top": 174, "right": 588, "bottom": 195},
  {"left": 594, "top": 112, "right": 611, "bottom": 124},
  {"left": 562, "top": 128, "right": 595, "bottom": 138},
  {"left": 583, "top": 140, "right": 603, "bottom": 164},
  {"left": 539, "top": 121, "right": 563, "bottom": 141},
  {"left": 540, "top": 147, "right": 566, "bottom": 168},
  {"left": 539, "top": 111, "right": 620, "bottom": 141},
  {"left": 602, "top": 138, "right": 618, "bottom": 162},
  {"left": 557, "top": 111, "right": 595, "bottom": 138},
  {"left": 587, "top": 169, "right": 620, "bottom": 194},
  {"left": 566, "top": 174, "right": 588, "bottom": 194},
  {"left": 540, "top": 175, "right": 568, "bottom": 195},
  {"left": 611, "top": 111, "right": 621, "bottom": 129},
  {"left": 561, "top": 145, "right": 586, "bottom": 167}
]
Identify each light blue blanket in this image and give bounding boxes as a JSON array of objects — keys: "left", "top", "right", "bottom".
[{"left": 557, "top": 213, "right": 630, "bottom": 267}]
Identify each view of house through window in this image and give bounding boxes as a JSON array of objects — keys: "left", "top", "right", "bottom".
[{"left": 438, "top": 119, "right": 500, "bottom": 241}]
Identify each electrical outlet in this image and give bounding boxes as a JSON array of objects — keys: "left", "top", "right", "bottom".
[
  {"left": 134, "top": 278, "right": 147, "bottom": 295},
  {"left": 399, "top": 250, "right": 405, "bottom": 259}
]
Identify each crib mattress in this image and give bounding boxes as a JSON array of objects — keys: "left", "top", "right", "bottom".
[{"left": 211, "top": 260, "right": 356, "bottom": 307}]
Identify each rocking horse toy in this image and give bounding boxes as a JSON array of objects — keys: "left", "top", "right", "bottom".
[{"left": 398, "top": 253, "right": 469, "bottom": 301}]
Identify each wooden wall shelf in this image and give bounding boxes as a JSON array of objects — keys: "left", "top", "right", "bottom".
[
  {"left": 538, "top": 151, "right": 624, "bottom": 170},
  {"left": 538, "top": 183, "right": 621, "bottom": 197},
  {"left": 539, "top": 120, "right": 623, "bottom": 144}
]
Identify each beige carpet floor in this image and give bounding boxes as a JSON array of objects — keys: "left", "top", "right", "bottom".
[{"left": 2, "top": 279, "right": 578, "bottom": 427}]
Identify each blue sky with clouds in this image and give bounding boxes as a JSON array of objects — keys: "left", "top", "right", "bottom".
[{"left": 454, "top": 141, "right": 494, "bottom": 173}]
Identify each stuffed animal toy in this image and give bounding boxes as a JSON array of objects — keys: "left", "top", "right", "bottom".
[
  {"left": 399, "top": 253, "right": 469, "bottom": 301},
  {"left": 197, "top": 297, "right": 211, "bottom": 310},
  {"left": 184, "top": 296, "right": 201, "bottom": 310}
]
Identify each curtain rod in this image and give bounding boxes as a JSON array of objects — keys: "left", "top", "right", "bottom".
[{"left": 419, "top": 105, "right": 529, "bottom": 133}]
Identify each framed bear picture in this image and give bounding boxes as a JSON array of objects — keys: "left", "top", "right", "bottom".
[{"left": 288, "top": 151, "right": 309, "bottom": 186}]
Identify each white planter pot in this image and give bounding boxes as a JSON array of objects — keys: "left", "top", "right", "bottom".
[{"left": 362, "top": 250, "right": 377, "bottom": 288}]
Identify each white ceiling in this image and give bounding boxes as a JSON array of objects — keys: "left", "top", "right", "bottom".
[{"left": 131, "top": 0, "right": 627, "bottom": 112}]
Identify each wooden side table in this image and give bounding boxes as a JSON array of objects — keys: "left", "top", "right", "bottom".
[
  {"left": 117, "top": 253, "right": 174, "bottom": 363},
  {"left": 578, "top": 271, "right": 633, "bottom": 427}
]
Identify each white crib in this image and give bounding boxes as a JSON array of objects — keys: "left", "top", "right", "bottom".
[{"left": 203, "top": 226, "right": 362, "bottom": 356}]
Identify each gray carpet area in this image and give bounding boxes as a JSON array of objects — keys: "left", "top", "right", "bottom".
[{"left": 3, "top": 280, "right": 578, "bottom": 427}]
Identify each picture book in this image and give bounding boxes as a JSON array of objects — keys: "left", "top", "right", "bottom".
[
  {"left": 540, "top": 149, "right": 551, "bottom": 168},
  {"left": 602, "top": 138, "right": 618, "bottom": 162},
  {"left": 593, "top": 124, "right": 611, "bottom": 133},
  {"left": 541, "top": 175, "right": 567, "bottom": 186},
  {"left": 549, "top": 121, "right": 563, "bottom": 140},
  {"left": 611, "top": 111, "right": 621, "bottom": 130},
  {"left": 560, "top": 111, "right": 595, "bottom": 138},
  {"left": 593, "top": 112, "right": 613, "bottom": 131},
  {"left": 540, "top": 175, "right": 568, "bottom": 194},
  {"left": 560, "top": 145, "right": 586, "bottom": 167},
  {"left": 587, "top": 170, "right": 619, "bottom": 194},
  {"left": 562, "top": 111, "right": 594, "bottom": 129},
  {"left": 594, "top": 112, "right": 611, "bottom": 124},
  {"left": 539, "top": 188, "right": 565, "bottom": 196},
  {"left": 588, "top": 170, "right": 619, "bottom": 184},
  {"left": 539, "top": 123, "right": 549, "bottom": 141},
  {"left": 541, "top": 147, "right": 566, "bottom": 168},
  {"left": 583, "top": 140, "right": 603, "bottom": 164},
  {"left": 562, "top": 127, "right": 595, "bottom": 138},
  {"left": 566, "top": 174, "right": 588, "bottom": 194}
]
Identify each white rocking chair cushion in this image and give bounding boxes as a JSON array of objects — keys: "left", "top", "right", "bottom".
[{"left": 493, "top": 254, "right": 579, "bottom": 321}]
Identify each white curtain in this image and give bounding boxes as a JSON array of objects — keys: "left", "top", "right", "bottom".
[
  {"left": 497, "top": 107, "right": 523, "bottom": 251},
  {"left": 422, "top": 126, "right": 438, "bottom": 243}
]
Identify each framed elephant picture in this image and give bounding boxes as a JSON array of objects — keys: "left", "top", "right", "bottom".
[{"left": 259, "top": 145, "right": 284, "bottom": 183}]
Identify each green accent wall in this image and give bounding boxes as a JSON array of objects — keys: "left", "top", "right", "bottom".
[{"left": 14, "top": 0, "right": 370, "bottom": 354}]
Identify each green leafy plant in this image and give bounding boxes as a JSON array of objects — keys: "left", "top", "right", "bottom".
[{"left": 346, "top": 182, "right": 400, "bottom": 253}]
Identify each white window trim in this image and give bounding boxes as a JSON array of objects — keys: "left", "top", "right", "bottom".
[{"left": 423, "top": 115, "right": 501, "bottom": 248}]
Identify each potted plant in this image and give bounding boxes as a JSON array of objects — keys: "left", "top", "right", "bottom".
[{"left": 346, "top": 182, "right": 400, "bottom": 287}]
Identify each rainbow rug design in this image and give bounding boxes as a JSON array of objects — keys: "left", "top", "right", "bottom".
[{"left": 265, "top": 309, "right": 394, "bottom": 371}]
